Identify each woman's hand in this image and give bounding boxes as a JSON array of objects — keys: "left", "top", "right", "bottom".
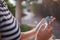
[{"left": 35, "top": 18, "right": 56, "bottom": 40}]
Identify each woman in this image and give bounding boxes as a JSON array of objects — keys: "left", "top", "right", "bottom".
[{"left": 0, "top": 0, "right": 55, "bottom": 40}]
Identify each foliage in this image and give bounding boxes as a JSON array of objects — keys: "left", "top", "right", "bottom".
[
  {"left": 5, "top": 0, "right": 26, "bottom": 17},
  {"left": 31, "top": 3, "right": 43, "bottom": 16},
  {"left": 33, "top": 1, "right": 60, "bottom": 20},
  {"left": 5, "top": 0, "right": 15, "bottom": 16},
  {"left": 20, "top": 24, "right": 32, "bottom": 32},
  {"left": 31, "top": 3, "right": 38, "bottom": 13}
]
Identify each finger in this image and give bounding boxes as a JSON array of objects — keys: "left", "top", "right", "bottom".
[
  {"left": 36, "top": 18, "right": 45, "bottom": 33},
  {"left": 47, "top": 18, "right": 56, "bottom": 28},
  {"left": 38, "top": 24, "right": 45, "bottom": 32},
  {"left": 45, "top": 28, "right": 53, "bottom": 38},
  {"left": 46, "top": 27, "right": 53, "bottom": 32},
  {"left": 49, "top": 27, "right": 53, "bottom": 32},
  {"left": 49, "top": 18, "right": 56, "bottom": 25}
]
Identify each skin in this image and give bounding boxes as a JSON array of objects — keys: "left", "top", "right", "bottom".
[
  {"left": 20, "top": 18, "right": 56, "bottom": 40},
  {"left": 35, "top": 18, "right": 56, "bottom": 40}
]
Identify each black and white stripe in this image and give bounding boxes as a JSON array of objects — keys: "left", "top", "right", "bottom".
[{"left": 0, "top": 0, "right": 20, "bottom": 40}]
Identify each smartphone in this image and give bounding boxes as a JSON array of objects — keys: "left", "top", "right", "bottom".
[
  {"left": 35, "top": 16, "right": 53, "bottom": 31},
  {"left": 43, "top": 16, "right": 53, "bottom": 30}
]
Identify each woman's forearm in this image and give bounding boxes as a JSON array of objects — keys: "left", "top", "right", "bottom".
[
  {"left": 20, "top": 18, "right": 45, "bottom": 40},
  {"left": 20, "top": 29, "right": 36, "bottom": 40}
]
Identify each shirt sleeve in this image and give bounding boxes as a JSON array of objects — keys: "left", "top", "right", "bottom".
[{"left": 0, "top": 0, "right": 21, "bottom": 40}]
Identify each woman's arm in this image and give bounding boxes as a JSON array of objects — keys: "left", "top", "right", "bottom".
[
  {"left": 20, "top": 30, "right": 36, "bottom": 40},
  {"left": 20, "top": 18, "right": 45, "bottom": 40},
  {"left": 20, "top": 17, "right": 56, "bottom": 40}
]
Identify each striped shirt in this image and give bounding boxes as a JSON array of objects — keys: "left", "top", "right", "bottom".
[{"left": 0, "top": 0, "right": 21, "bottom": 40}]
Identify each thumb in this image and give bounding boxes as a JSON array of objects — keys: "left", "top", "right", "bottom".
[{"left": 48, "top": 18, "right": 56, "bottom": 29}]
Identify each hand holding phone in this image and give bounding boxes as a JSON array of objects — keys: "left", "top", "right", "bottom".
[
  {"left": 35, "top": 16, "right": 56, "bottom": 31},
  {"left": 35, "top": 16, "right": 56, "bottom": 40}
]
